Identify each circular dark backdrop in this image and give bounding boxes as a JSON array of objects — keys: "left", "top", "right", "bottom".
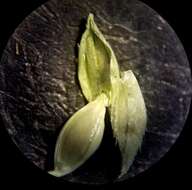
[{"left": 0, "top": 0, "right": 191, "bottom": 184}]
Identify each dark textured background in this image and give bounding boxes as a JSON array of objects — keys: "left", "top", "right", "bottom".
[{"left": 0, "top": 0, "right": 191, "bottom": 186}]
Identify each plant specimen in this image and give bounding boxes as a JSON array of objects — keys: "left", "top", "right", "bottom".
[{"left": 49, "top": 14, "right": 147, "bottom": 178}]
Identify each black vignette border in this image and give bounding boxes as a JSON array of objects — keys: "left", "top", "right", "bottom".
[{"left": 0, "top": 0, "right": 191, "bottom": 188}]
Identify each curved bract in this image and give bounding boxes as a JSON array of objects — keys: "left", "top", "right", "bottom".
[
  {"left": 110, "top": 71, "right": 147, "bottom": 177},
  {"left": 49, "top": 94, "right": 108, "bottom": 177},
  {"left": 78, "top": 14, "right": 120, "bottom": 102}
]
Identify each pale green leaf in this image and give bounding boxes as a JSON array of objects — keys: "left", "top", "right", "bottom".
[
  {"left": 49, "top": 94, "right": 108, "bottom": 177},
  {"left": 78, "top": 13, "right": 120, "bottom": 102},
  {"left": 110, "top": 70, "right": 147, "bottom": 178}
]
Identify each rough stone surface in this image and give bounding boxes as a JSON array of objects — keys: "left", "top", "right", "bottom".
[{"left": 0, "top": 0, "right": 191, "bottom": 184}]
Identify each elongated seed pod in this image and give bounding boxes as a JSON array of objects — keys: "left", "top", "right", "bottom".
[{"left": 49, "top": 94, "right": 108, "bottom": 177}]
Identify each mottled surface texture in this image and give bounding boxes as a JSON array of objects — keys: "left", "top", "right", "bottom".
[{"left": 0, "top": 0, "right": 191, "bottom": 184}]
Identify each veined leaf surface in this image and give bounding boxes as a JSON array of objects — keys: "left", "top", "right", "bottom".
[
  {"left": 78, "top": 13, "right": 120, "bottom": 102},
  {"left": 110, "top": 70, "right": 147, "bottom": 177}
]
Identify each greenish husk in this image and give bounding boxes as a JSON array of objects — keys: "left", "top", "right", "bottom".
[{"left": 49, "top": 13, "right": 147, "bottom": 178}]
